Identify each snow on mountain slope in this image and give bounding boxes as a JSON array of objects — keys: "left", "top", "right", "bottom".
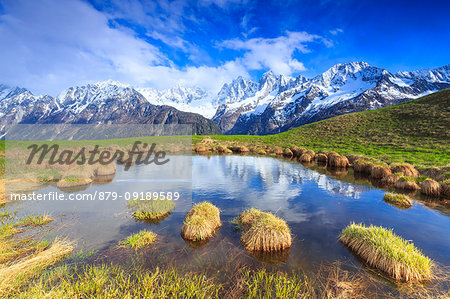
[
  {"left": 137, "top": 86, "right": 216, "bottom": 118},
  {"left": 216, "top": 62, "right": 450, "bottom": 134},
  {"left": 0, "top": 80, "right": 221, "bottom": 135},
  {"left": 1, "top": 62, "right": 449, "bottom": 136},
  {"left": 0, "top": 84, "right": 30, "bottom": 101}
]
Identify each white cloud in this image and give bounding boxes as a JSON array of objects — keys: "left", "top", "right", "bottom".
[
  {"left": 220, "top": 31, "right": 320, "bottom": 75},
  {"left": 0, "top": 0, "right": 169, "bottom": 94},
  {"left": 0, "top": 0, "right": 325, "bottom": 96},
  {"left": 329, "top": 28, "right": 344, "bottom": 35},
  {"left": 198, "top": 0, "right": 248, "bottom": 8}
]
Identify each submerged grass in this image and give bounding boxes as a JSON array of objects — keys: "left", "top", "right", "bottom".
[
  {"left": 14, "top": 261, "right": 448, "bottom": 298},
  {"left": 181, "top": 202, "right": 221, "bottom": 241},
  {"left": 15, "top": 264, "right": 222, "bottom": 299},
  {"left": 119, "top": 230, "right": 157, "bottom": 249},
  {"left": 0, "top": 210, "right": 73, "bottom": 297},
  {"left": 383, "top": 193, "right": 413, "bottom": 208},
  {"left": 339, "top": 223, "right": 433, "bottom": 282},
  {"left": 127, "top": 198, "right": 175, "bottom": 222},
  {"left": 18, "top": 214, "right": 53, "bottom": 227}
]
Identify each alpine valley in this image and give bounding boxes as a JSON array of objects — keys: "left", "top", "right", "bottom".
[{"left": 1, "top": 61, "right": 449, "bottom": 136}]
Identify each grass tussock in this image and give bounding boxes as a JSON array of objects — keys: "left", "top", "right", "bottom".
[
  {"left": 181, "top": 202, "right": 221, "bottom": 241},
  {"left": 440, "top": 179, "right": 450, "bottom": 198},
  {"left": 299, "top": 153, "right": 312, "bottom": 163},
  {"left": 381, "top": 173, "right": 399, "bottom": 185},
  {"left": 56, "top": 174, "right": 92, "bottom": 189},
  {"left": 353, "top": 159, "right": 373, "bottom": 174},
  {"left": 316, "top": 153, "right": 328, "bottom": 163},
  {"left": 328, "top": 154, "right": 349, "bottom": 168},
  {"left": 327, "top": 151, "right": 339, "bottom": 159},
  {"left": 271, "top": 147, "right": 283, "bottom": 155},
  {"left": 370, "top": 165, "right": 392, "bottom": 179},
  {"left": 119, "top": 230, "right": 157, "bottom": 249},
  {"left": 420, "top": 179, "right": 441, "bottom": 197},
  {"left": 305, "top": 149, "right": 315, "bottom": 159},
  {"left": 395, "top": 176, "right": 420, "bottom": 190},
  {"left": 0, "top": 239, "right": 73, "bottom": 297},
  {"left": 383, "top": 193, "right": 413, "bottom": 208},
  {"left": 339, "top": 223, "right": 432, "bottom": 282},
  {"left": 283, "top": 148, "right": 293, "bottom": 157},
  {"left": 194, "top": 145, "right": 208, "bottom": 153},
  {"left": 290, "top": 146, "right": 301, "bottom": 157},
  {"left": 127, "top": 198, "right": 175, "bottom": 222},
  {"left": 391, "top": 163, "right": 420, "bottom": 178},
  {"left": 237, "top": 208, "right": 264, "bottom": 229},
  {"left": 95, "top": 162, "right": 116, "bottom": 176},
  {"left": 238, "top": 209, "right": 291, "bottom": 252}
]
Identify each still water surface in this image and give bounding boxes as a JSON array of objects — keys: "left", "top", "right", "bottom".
[{"left": 7, "top": 155, "right": 450, "bottom": 276}]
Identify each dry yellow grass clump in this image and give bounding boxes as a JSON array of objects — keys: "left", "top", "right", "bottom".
[
  {"left": 195, "top": 145, "right": 208, "bottom": 153},
  {"left": 95, "top": 162, "right": 116, "bottom": 176},
  {"left": 339, "top": 223, "right": 432, "bottom": 282},
  {"left": 290, "top": 146, "right": 301, "bottom": 157},
  {"left": 181, "top": 202, "right": 221, "bottom": 241},
  {"left": 299, "top": 153, "right": 313, "bottom": 163},
  {"left": 420, "top": 179, "right": 441, "bottom": 197},
  {"left": 353, "top": 159, "right": 373, "bottom": 174},
  {"left": 441, "top": 180, "right": 450, "bottom": 198},
  {"left": 370, "top": 165, "right": 392, "bottom": 179},
  {"left": 381, "top": 173, "right": 400, "bottom": 185},
  {"left": 390, "top": 163, "right": 419, "bottom": 178},
  {"left": 394, "top": 176, "right": 420, "bottom": 190},
  {"left": 238, "top": 146, "right": 250, "bottom": 153},
  {"left": 328, "top": 154, "right": 349, "bottom": 168},
  {"left": 271, "top": 147, "right": 284, "bottom": 155},
  {"left": 238, "top": 209, "right": 291, "bottom": 252},
  {"left": 0, "top": 239, "right": 74, "bottom": 296},
  {"left": 327, "top": 151, "right": 339, "bottom": 160},
  {"left": 283, "top": 148, "right": 293, "bottom": 157},
  {"left": 217, "top": 145, "right": 232, "bottom": 154},
  {"left": 56, "top": 174, "right": 92, "bottom": 190},
  {"left": 305, "top": 150, "right": 315, "bottom": 159},
  {"left": 383, "top": 193, "right": 413, "bottom": 208}
]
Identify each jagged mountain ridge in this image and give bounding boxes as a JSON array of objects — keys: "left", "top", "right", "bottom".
[
  {"left": 216, "top": 62, "right": 450, "bottom": 134},
  {"left": 0, "top": 81, "right": 221, "bottom": 135},
  {"left": 1, "top": 62, "right": 449, "bottom": 136}
]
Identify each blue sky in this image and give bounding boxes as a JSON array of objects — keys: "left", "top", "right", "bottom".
[{"left": 0, "top": 0, "right": 449, "bottom": 95}]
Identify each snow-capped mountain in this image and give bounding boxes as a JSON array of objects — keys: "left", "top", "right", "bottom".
[
  {"left": 137, "top": 86, "right": 215, "bottom": 118},
  {"left": 0, "top": 80, "right": 221, "bottom": 136},
  {"left": 1, "top": 62, "right": 449, "bottom": 136},
  {"left": 213, "top": 62, "right": 450, "bottom": 134}
]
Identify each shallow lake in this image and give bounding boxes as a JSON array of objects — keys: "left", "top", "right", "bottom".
[{"left": 6, "top": 155, "right": 450, "bottom": 279}]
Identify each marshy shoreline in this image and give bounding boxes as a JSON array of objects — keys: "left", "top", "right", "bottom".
[
  {"left": 192, "top": 136, "right": 450, "bottom": 204},
  {"left": 0, "top": 152, "right": 449, "bottom": 298}
]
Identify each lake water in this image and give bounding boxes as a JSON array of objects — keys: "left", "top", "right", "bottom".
[{"left": 5, "top": 155, "right": 450, "bottom": 280}]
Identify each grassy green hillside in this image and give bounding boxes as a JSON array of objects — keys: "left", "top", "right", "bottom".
[{"left": 195, "top": 89, "right": 450, "bottom": 167}]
